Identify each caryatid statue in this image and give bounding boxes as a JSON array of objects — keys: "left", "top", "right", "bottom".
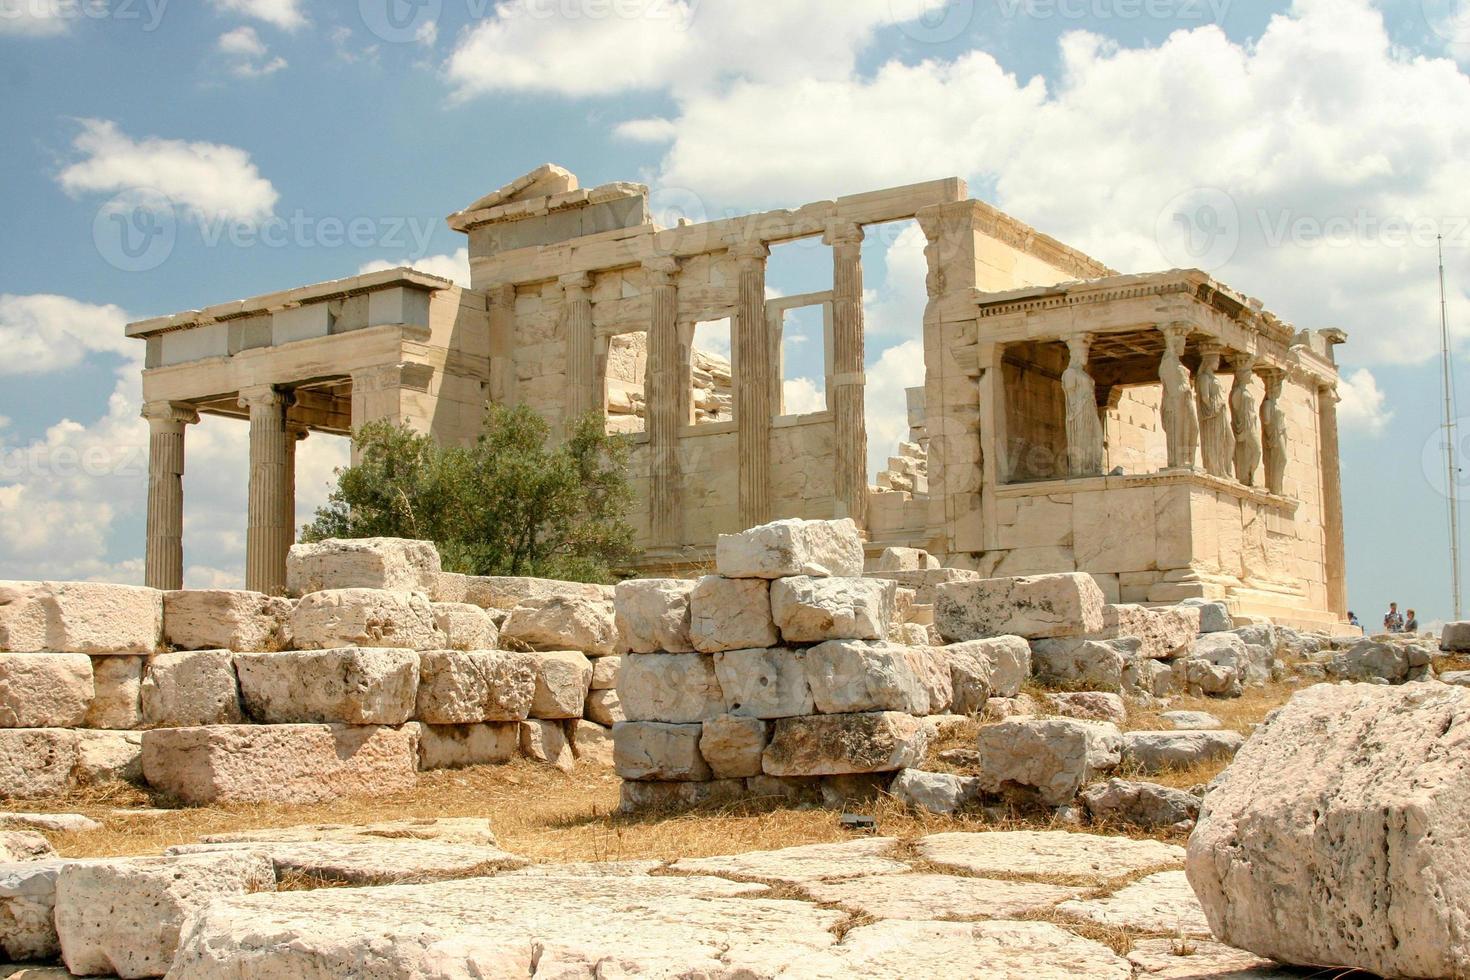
[
  {"left": 1231, "top": 354, "right": 1262, "bottom": 485},
  {"left": 1158, "top": 323, "right": 1199, "bottom": 470},
  {"left": 1062, "top": 334, "right": 1105, "bottom": 477},
  {"left": 1261, "top": 369, "right": 1287, "bottom": 495},
  {"left": 1194, "top": 344, "right": 1234, "bottom": 479}
]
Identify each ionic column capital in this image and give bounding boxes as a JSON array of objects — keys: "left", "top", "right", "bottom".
[
  {"left": 559, "top": 272, "right": 593, "bottom": 295},
  {"left": 727, "top": 239, "right": 770, "bottom": 264},
  {"left": 238, "top": 385, "right": 289, "bottom": 412},
  {"left": 141, "top": 401, "right": 199, "bottom": 427},
  {"left": 642, "top": 256, "right": 680, "bottom": 284},
  {"left": 823, "top": 221, "right": 865, "bottom": 248}
]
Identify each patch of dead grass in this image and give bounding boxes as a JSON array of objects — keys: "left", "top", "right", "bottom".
[{"left": 1125, "top": 684, "right": 1294, "bottom": 736}]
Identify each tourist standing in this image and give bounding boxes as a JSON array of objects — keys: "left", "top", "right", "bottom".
[
  {"left": 1383, "top": 602, "right": 1404, "bottom": 634},
  {"left": 1404, "top": 609, "right": 1419, "bottom": 634}
]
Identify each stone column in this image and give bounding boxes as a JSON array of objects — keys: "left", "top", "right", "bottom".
[
  {"left": 1195, "top": 342, "right": 1234, "bottom": 479},
  {"left": 240, "top": 385, "right": 292, "bottom": 596},
  {"left": 1318, "top": 383, "right": 1349, "bottom": 617},
  {"left": 283, "top": 423, "right": 309, "bottom": 559},
  {"left": 562, "top": 273, "right": 596, "bottom": 426},
  {"left": 142, "top": 401, "right": 199, "bottom": 591},
  {"left": 825, "top": 220, "right": 869, "bottom": 527},
  {"left": 1230, "top": 354, "right": 1262, "bottom": 486},
  {"left": 1062, "top": 334, "right": 1105, "bottom": 477},
  {"left": 644, "top": 257, "right": 682, "bottom": 547},
  {"left": 731, "top": 240, "right": 772, "bottom": 529},
  {"left": 487, "top": 284, "right": 517, "bottom": 406},
  {"left": 1158, "top": 323, "right": 1199, "bottom": 470},
  {"left": 1260, "top": 368, "right": 1287, "bottom": 496}
]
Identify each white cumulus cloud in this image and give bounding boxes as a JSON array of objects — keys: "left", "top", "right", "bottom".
[
  {"left": 209, "top": 0, "right": 304, "bottom": 31},
  {"left": 359, "top": 248, "right": 471, "bottom": 287},
  {"left": 217, "top": 26, "right": 287, "bottom": 78},
  {"left": 1337, "top": 367, "right": 1392, "bottom": 435},
  {"left": 0, "top": 294, "right": 132, "bottom": 375}
]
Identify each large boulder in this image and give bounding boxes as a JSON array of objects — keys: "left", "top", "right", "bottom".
[
  {"left": 501, "top": 596, "right": 618, "bottom": 657},
  {"left": 410, "top": 722, "right": 519, "bottom": 771},
  {"left": 688, "top": 577, "right": 778, "bottom": 653},
  {"left": 526, "top": 651, "right": 593, "bottom": 720},
  {"left": 0, "top": 653, "right": 93, "bottom": 728},
  {"left": 936, "top": 573, "right": 1106, "bottom": 641},
  {"left": 1121, "top": 730, "right": 1243, "bottom": 773},
  {"left": 75, "top": 730, "right": 143, "bottom": 785},
  {"left": 868, "top": 547, "right": 939, "bottom": 572},
  {"left": 288, "top": 589, "right": 442, "bottom": 650},
  {"left": 613, "top": 721, "right": 711, "bottom": 781},
  {"left": 762, "top": 712, "right": 931, "bottom": 777},
  {"left": 942, "top": 636, "right": 1031, "bottom": 698},
  {"left": 140, "top": 650, "right": 244, "bottom": 728},
  {"left": 234, "top": 649, "right": 420, "bottom": 725},
  {"left": 804, "top": 640, "right": 929, "bottom": 714},
  {"left": 712, "top": 648, "right": 814, "bottom": 719},
  {"left": 1, "top": 858, "right": 69, "bottom": 962},
  {"left": 460, "top": 577, "right": 612, "bottom": 612},
  {"left": 1173, "top": 633, "right": 1254, "bottom": 697},
  {"left": 286, "top": 537, "right": 441, "bottom": 595},
  {"left": 714, "top": 518, "right": 864, "bottom": 579},
  {"left": 0, "top": 831, "right": 55, "bottom": 863},
  {"left": 619, "top": 653, "right": 724, "bottom": 724},
  {"left": 86, "top": 655, "right": 144, "bottom": 729},
  {"left": 163, "top": 590, "right": 291, "bottom": 652},
  {"left": 614, "top": 579, "right": 697, "bottom": 654},
  {"left": 431, "top": 602, "right": 499, "bottom": 652},
  {"left": 585, "top": 689, "right": 624, "bottom": 727},
  {"left": 1079, "top": 778, "right": 1200, "bottom": 831},
  {"left": 0, "top": 582, "right": 161, "bottom": 654},
  {"left": 414, "top": 650, "right": 536, "bottom": 724},
  {"left": 1188, "top": 682, "right": 1470, "bottom": 978},
  {"left": 1180, "top": 598, "right": 1234, "bottom": 633},
  {"left": 519, "top": 719, "right": 574, "bottom": 772},
  {"left": 944, "top": 644, "right": 994, "bottom": 715},
  {"left": 1042, "top": 691, "right": 1127, "bottom": 725},
  {"left": 590, "top": 655, "right": 621, "bottom": 690},
  {"left": 977, "top": 718, "right": 1122, "bottom": 805},
  {"left": 698, "top": 715, "right": 768, "bottom": 779},
  {"left": 1029, "top": 637, "right": 1138, "bottom": 694},
  {"left": 1441, "top": 621, "right": 1470, "bottom": 652},
  {"left": 141, "top": 724, "right": 418, "bottom": 805},
  {"left": 0, "top": 729, "right": 80, "bottom": 799},
  {"left": 1329, "top": 636, "right": 1435, "bottom": 684},
  {"left": 1098, "top": 604, "right": 1197, "bottom": 659},
  {"left": 770, "top": 577, "right": 896, "bottom": 643},
  {"left": 890, "top": 769, "right": 983, "bottom": 815}
]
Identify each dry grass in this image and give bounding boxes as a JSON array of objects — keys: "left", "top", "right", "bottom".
[
  {"left": 1438, "top": 652, "right": 1470, "bottom": 673},
  {"left": 1125, "top": 684, "right": 1294, "bottom": 735}
]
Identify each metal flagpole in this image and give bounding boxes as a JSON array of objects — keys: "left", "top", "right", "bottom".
[{"left": 1439, "top": 234, "right": 1463, "bottom": 621}]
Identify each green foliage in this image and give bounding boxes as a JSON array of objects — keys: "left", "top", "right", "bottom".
[{"left": 303, "top": 405, "right": 637, "bottom": 583}]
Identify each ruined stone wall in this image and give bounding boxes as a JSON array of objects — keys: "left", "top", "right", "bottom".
[{"left": 1104, "top": 385, "right": 1169, "bottom": 475}]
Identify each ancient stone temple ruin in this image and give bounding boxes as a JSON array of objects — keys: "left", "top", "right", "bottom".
[{"left": 126, "top": 165, "right": 1349, "bottom": 629}]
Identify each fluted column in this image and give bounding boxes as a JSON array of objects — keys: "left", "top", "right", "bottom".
[
  {"left": 644, "top": 257, "right": 682, "bottom": 547},
  {"left": 142, "top": 401, "right": 199, "bottom": 590},
  {"left": 1318, "top": 383, "right": 1348, "bottom": 617},
  {"left": 562, "top": 273, "right": 595, "bottom": 425},
  {"left": 240, "top": 385, "right": 292, "bottom": 595},
  {"left": 283, "top": 423, "right": 309, "bottom": 560},
  {"left": 731, "top": 240, "right": 772, "bottom": 529},
  {"left": 825, "top": 221, "right": 869, "bottom": 528}
]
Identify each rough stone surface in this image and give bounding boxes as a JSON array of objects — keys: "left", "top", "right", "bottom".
[
  {"left": 762, "top": 711, "right": 931, "bottom": 777},
  {"left": 0, "top": 859, "right": 70, "bottom": 962},
  {"left": 614, "top": 578, "right": 696, "bottom": 654},
  {"left": 1126, "top": 938, "right": 1302, "bottom": 979},
  {"left": 0, "top": 813, "right": 100, "bottom": 833},
  {"left": 1080, "top": 778, "right": 1201, "bottom": 830},
  {"left": 0, "top": 730, "right": 79, "bottom": 799},
  {"left": 1441, "top": 621, "right": 1470, "bottom": 652},
  {"left": 614, "top": 721, "right": 711, "bottom": 781},
  {"left": 141, "top": 724, "right": 417, "bottom": 805},
  {"left": 86, "top": 655, "right": 144, "bottom": 729},
  {"left": 166, "top": 839, "right": 528, "bottom": 886},
  {"left": 1175, "top": 634, "right": 1252, "bottom": 697},
  {"left": 0, "top": 653, "right": 92, "bottom": 728},
  {"left": 0, "top": 832, "right": 54, "bottom": 863},
  {"left": 936, "top": 573, "right": 1107, "bottom": 641},
  {"left": 519, "top": 719, "right": 574, "bottom": 772},
  {"left": 868, "top": 547, "right": 938, "bottom": 572},
  {"left": 714, "top": 518, "right": 864, "bottom": 579},
  {"left": 770, "top": 577, "right": 895, "bottom": 643},
  {"left": 526, "top": 650, "right": 593, "bottom": 719},
  {"left": 1187, "top": 682, "right": 1470, "bottom": 978},
  {"left": 803, "top": 872, "right": 1080, "bottom": 920},
  {"left": 286, "top": 537, "right": 441, "bottom": 595},
  {"left": 671, "top": 838, "right": 906, "bottom": 883},
  {"left": 1101, "top": 604, "right": 1198, "bottom": 660},
  {"left": 415, "top": 650, "right": 536, "bottom": 723},
  {"left": 978, "top": 718, "right": 1123, "bottom": 805},
  {"left": 713, "top": 648, "right": 813, "bottom": 719},
  {"left": 945, "top": 644, "right": 994, "bottom": 714},
  {"left": 501, "top": 596, "right": 617, "bottom": 657},
  {"left": 1445, "top": 670, "right": 1470, "bottom": 688},
  {"left": 1123, "top": 730, "right": 1243, "bottom": 774},
  {"left": 1030, "top": 637, "right": 1137, "bottom": 694},
  {"left": 698, "top": 715, "right": 768, "bottom": 778},
  {"left": 199, "top": 817, "right": 500, "bottom": 847},
  {"left": 288, "top": 589, "right": 442, "bottom": 651},
  {"left": 411, "top": 722, "right": 519, "bottom": 770},
  {"left": 235, "top": 648, "right": 420, "bottom": 725},
  {"left": 1161, "top": 710, "right": 1224, "bottom": 730},
  {"left": 689, "top": 576, "right": 778, "bottom": 652},
  {"left": 584, "top": 688, "right": 625, "bottom": 726},
  {"left": 54, "top": 851, "right": 275, "bottom": 979},
  {"left": 1059, "top": 870, "right": 1212, "bottom": 938},
  {"left": 460, "top": 576, "right": 613, "bottom": 612},
  {"left": 1181, "top": 598, "right": 1235, "bottom": 633},
  {"left": 1042, "top": 691, "right": 1128, "bottom": 725},
  {"left": 75, "top": 730, "right": 143, "bottom": 784},
  {"left": 569, "top": 719, "right": 615, "bottom": 767},
  {"left": 804, "top": 640, "right": 928, "bottom": 714},
  {"left": 917, "top": 830, "right": 1185, "bottom": 882},
  {"left": 1329, "top": 636, "right": 1433, "bottom": 684},
  {"left": 163, "top": 590, "right": 290, "bottom": 652},
  {"left": 890, "top": 768, "right": 982, "bottom": 815},
  {"left": 590, "top": 654, "right": 621, "bottom": 690},
  {"left": 430, "top": 602, "right": 499, "bottom": 651},
  {"left": 944, "top": 636, "right": 1031, "bottom": 698},
  {"left": 906, "top": 647, "right": 955, "bottom": 715},
  {"left": 139, "top": 650, "right": 243, "bottom": 728},
  {"left": 618, "top": 778, "right": 746, "bottom": 812},
  {"left": 620, "top": 652, "right": 723, "bottom": 723},
  {"left": 0, "top": 582, "right": 161, "bottom": 655}
]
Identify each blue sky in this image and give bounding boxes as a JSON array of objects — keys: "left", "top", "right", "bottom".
[{"left": 2, "top": 0, "right": 1469, "bottom": 626}]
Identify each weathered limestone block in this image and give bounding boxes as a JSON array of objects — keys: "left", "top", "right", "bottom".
[
  {"left": 1080, "top": 778, "right": 1201, "bottom": 830},
  {"left": 1441, "top": 621, "right": 1470, "bottom": 651},
  {"left": 803, "top": 872, "right": 1080, "bottom": 921},
  {"left": 141, "top": 724, "right": 418, "bottom": 805},
  {"left": 1, "top": 859, "right": 69, "bottom": 962},
  {"left": 415, "top": 650, "right": 536, "bottom": 723},
  {"left": 614, "top": 578, "right": 696, "bottom": 653},
  {"left": 431, "top": 602, "right": 499, "bottom": 652},
  {"left": 1181, "top": 597, "right": 1233, "bottom": 633},
  {"left": 762, "top": 712, "right": 931, "bottom": 777},
  {"left": 1173, "top": 634, "right": 1251, "bottom": 697},
  {"left": 977, "top": 718, "right": 1123, "bottom": 805},
  {"left": 501, "top": 596, "right": 617, "bottom": 657},
  {"left": 526, "top": 651, "right": 593, "bottom": 719},
  {"left": 670, "top": 838, "right": 907, "bottom": 883},
  {"left": 1122, "top": 730, "right": 1243, "bottom": 773},
  {"left": 234, "top": 649, "right": 420, "bottom": 725},
  {"left": 1126, "top": 938, "right": 1301, "bottom": 980},
  {"left": 166, "top": 839, "right": 527, "bottom": 887},
  {"left": 86, "top": 655, "right": 143, "bottom": 729},
  {"left": 0, "top": 730, "right": 79, "bottom": 799},
  {"left": 0, "top": 832, "right": 55, "bottom": 863},
  {"left": 288, "top": 589, "right": 442, "bottom": 650},
  {"left": 584, "top": 689, "right": 624, "bottom": 727},
  {"left": 569, "top": 719, "right": 614, "bottom": 767},
  {"left": 698, "top": 715, "right": 768, "bottom": 778},
  {"left": 139, "top": 650, "right": 243, "bottom": 728},
  {"left": 917, "top": 830, "right": 1185, "bottom": 882},
  {"left": 1329, "top": 637, "right": 1425, "bottom": 684},
  {"left": 1029, "top": 637, "right": 1138, "bottom": 694},
  {"left": 944, "top": 636, "right": 1031, "bottom": 698},
  {"left": 1160, "top": 709, "right": 1223, "bottom": 730},
  {"left": 460, "top": 576, "right": 612, "bottom": 612},
  {"left": 983, "top": 694, "right": 1037, "bottom": 721},
  {"left": 1058, "top": 870, "right": 1212, "bottom": 938},
  {"left": 519, "top": 719, "right": 574, "bottom": 772},
  {"left": 590, "top": 654, "right": 621, "bottom": 690},
  {"left": 868, "top": 547, "right": 938, "bottom": 572},
  {"left": 714, "top": 518, "right": 864, "bottom": 579},
  {"left": 906, "top": 647, "right": 954, "bottom": 714},
  {"left": 1127, "top": 657, "right": 1179, "bottom": 698},
  {"left": 286, "top": 537, "right": 441, "bottom": 595},
  {"left": 805, "top": 640, "right": 928, "bottom": 714},
  {"left": 936, "top": 573, "right": 1106, "bottom": 642},
  {"left": 1042, "top": 691, "right": 1127, "bottom": 725},
  {"left": 1188, "top": 683, "right": 1470, "bottom": 977},
  {"left": 162, "top": 590, "right": 290, "bottom": 652},
  {"left": 410, "top": 722, "right": 519, "bottom": 770},
  {"left": 0, "top": 813, "right": 100, "bottom": 833},
  {"left": 55, "top": 852, "right": 275, "bottom": 978},
  {"left": 890, "top": 769, "right": 983, "bottom": 815},
  {"left": 894, "top": 622, "right": 937, "bottom": 644},
  {"left": 1099, "top": 604, "right": 1198, "bottom": 659},
  {"left": 713, "top": 648, "right": 813, "bottom": 719},
  {"left": 0, "top": 653, "right": 92, "bottom": 728},
  {"left": 75, "top": 730, "right": 143, "bottom": 784},
  {"left": 689, "top": 576, "right": 778, "bottom": 653},
  {"left": 770, "top": 577, "right": 896, "bottom": 643},
  {"left": 613, "top": 721, "right": 711, "bottom": 781},
  {"left": 945, "top": 645, "right": 994, "bottom": 715},
  {"left": 618, "top": 778, "right": 746, "bottom": 812},
  {"left": 0, "top": 582, "right": 161, "bottom": 654},
  {"left": 1445, "top": 670, "right": 1470, "bottom": 687},
  {"left": 620, "top": 652, "right": 723, "bottom": 723}
]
